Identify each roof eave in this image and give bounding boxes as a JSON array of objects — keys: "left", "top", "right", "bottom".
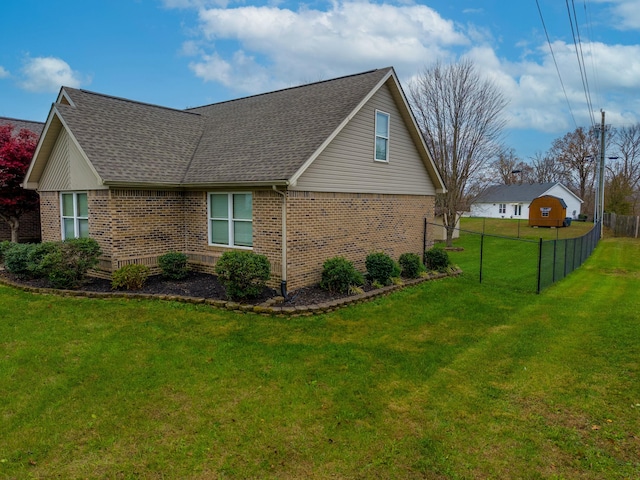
[{"left": 102, "top": 179, "right": 290, "bottom": 189}]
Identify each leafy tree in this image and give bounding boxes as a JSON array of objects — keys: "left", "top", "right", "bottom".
[
  {"left": 0, "top": 125, "right": 39, "bottom": 242},
  {"left": 409, "top": 59, "right": 507, "bottom": 246}
]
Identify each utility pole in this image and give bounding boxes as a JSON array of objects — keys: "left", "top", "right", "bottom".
[{"left": 598, "top": 110, "right": 606, "bottom": 234}]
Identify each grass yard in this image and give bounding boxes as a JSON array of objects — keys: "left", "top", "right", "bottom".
[
  {"left": 459, "top": 217, "right": 596, "bottom": 241},
  {"left": 1, "top": 235, "right": 639, "bottom": 478}
]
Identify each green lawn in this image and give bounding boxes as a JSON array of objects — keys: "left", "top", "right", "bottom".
[{"left": 1, "top": 236, "right": 639, "bottom": 478}]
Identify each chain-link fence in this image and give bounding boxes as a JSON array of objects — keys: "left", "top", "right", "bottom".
[
  {"left": 427, "top": 220, "right": 601, "bottom": 294},
  {"left": 537, "top": 222, "right": 601, "bottom": 292}
]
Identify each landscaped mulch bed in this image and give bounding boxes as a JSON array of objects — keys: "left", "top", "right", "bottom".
[{"left": 0, "top": 269, "right": 459, "bottom": 315}]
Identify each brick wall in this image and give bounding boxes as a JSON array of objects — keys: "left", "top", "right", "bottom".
[
  {"left": 0, "top": 208, "right": 41, "bottom": 242},
  {"left": 35, "top": 188, "right": 435, "bottom": 291},
  {"left": 109, "top": 189, "right": 185, "bottom": 270},
  {"left": 285, "top": 191, "right": 435, "bottom": 290},
  {"left": 39, "top": 191, "right": 60, "bottom": 242},
  {"left": 182, "top": 189, "right": 283, "bottom": 288}
]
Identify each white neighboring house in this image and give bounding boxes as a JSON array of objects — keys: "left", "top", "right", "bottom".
[{"left": 470, "top": 182, "right": 583, "bottom": 219}]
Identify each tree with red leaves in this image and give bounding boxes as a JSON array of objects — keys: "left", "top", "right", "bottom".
[{"left": 0, "top": 124, "right": 40, "bottom": 242}]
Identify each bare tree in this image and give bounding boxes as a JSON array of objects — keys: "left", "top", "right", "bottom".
[
  {"left": 409, "top": 59, "right": 507, "bottom": 245},
  {"left": 529, "top": 152, "right": 566, "bottom": 183},
  {"left": 606, "top": 123, "right": 640, "bottom": 214},
  {"left": 548, "top": 127, "right": 601, "bottom": 216}
]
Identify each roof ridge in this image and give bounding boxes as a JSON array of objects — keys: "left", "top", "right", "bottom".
[
  {"left": 65, "top": 88, "right": 202, "bottom": 116},
  {"left": 186, "top": 67, "right": 391, "bottom": 111},
  {"left": 0, "top": 116, "right": 45, "bottom": 125}
]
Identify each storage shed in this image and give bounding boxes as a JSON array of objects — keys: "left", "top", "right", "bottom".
[{"left": 529, "top": 195, "right": 568, "bottom": 227}]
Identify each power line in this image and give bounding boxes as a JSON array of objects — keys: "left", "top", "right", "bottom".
[
  {"left": 566, "top": 0, "right": 596, "bottom": 127},
  {"left": 583, "top": 0, "right": 603, "bottom": 110},
  {"left": 535, "top": 0, "right": 578, "bottom": 129}
]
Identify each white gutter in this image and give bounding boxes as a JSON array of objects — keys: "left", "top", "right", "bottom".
[{"left": 272, "top": 185, "right": 288, "bottom": 297}]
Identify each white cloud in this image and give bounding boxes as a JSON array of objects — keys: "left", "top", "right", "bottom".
[
  {"left": 601, "top": 0, "right": 640, "bottom": 30},
  {"left": 0, "top": 66, "right": 9, "bottom": 78},
  {"left": 188, "top": 1, "right": 468, "bottom": 93},
  {"left": 19, "top": 57, "right": 87, "bottom": 93},
  {"left": 176, "top": 0, "right": 639, "bottom": 142},
  {"left": 161, "top": 0, "right": 228, "bottom": 8}
]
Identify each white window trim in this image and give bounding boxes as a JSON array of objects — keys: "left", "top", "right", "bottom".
[
  {"left": 60, "top": 191, "right": 88, "bottom": 240},
  {"left": 207, "top": 192, "right": 253, "bottom": 249},
  {"left": 498, "top": 203, "right": 506, "bottom": 214},
  {"left": 374, "top": 110, "right": 390, "bottom": 163}
]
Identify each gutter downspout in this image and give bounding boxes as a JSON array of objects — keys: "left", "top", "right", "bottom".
[{"left": 272, "top": 186, "right": 288, "bottom": 298}]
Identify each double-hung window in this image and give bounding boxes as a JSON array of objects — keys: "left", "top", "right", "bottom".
[
  {"left": 498, "top": 203, "right": 506, "bottom": 214},
  {"left": 208, "top": 193, "right": 253, "bottom": 248},
  {"left": 61, "top": 192, "right": 89, "bottom": 239},
  {"left": 375, "top": 110, "right": 390, "bottom": 162}
]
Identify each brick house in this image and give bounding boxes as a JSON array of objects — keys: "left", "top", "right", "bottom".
[
  {"left": 0, "top": 117, "right": 44, "bottom": 242},
  {"left": 24, "top": 67, "right": 445, "bottom": 293}
]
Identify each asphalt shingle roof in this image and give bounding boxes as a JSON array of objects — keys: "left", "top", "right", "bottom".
[
  {"left": 474, "top": 183, "right": 559, "bottom": 203},
  {"left": 0, "top": 117, "right": 45, "bottom": 136},
  {"left": 55, "top": 67, "right": 393, "bottom": 186}
]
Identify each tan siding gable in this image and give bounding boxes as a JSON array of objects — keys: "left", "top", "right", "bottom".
[
  {"left": 292, "top": 83, "right": 435, "bottom": 195},
  {"left": 39, "top": 128, "right": 104, "bottom": 191}
]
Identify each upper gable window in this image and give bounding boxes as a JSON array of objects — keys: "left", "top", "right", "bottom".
[
  {"left": 61, "top": 192, "right": 89, "bottom": 240},
  {"left": 375, "top": 110, "right": 390, "bottom": 162}
]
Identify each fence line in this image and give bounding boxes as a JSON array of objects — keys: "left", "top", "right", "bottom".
[
  {"left": 427, "top": 220, "right": 601, "bottom": 294},
  {"left": 603, "top": 212, "right": 640, "bottom": 238}
]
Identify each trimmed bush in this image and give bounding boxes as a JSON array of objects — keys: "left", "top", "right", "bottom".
[
  {"left": 424, "top": 247, "right": 450, "bottom": 273},
  {"left": 215, "top": 251, "right": 271, "bottom": 301},
  {"left": 398, "top": 252, "right": 425, "bottom": 279},
  {"left": 320, "top": 256, "right": 364, "bottom": 294},
  {"left": 40, "top": 237, "right": 102, "bottom": 289},
  {"left": 26, "top": 242, "right": 59, "bottom": 278},
  {"left": 158, "top": 251, "right": 189, "bottom": 280},
  {"left": 112, "top": 264, "right": 150, "bottom": 290},
  {"left": 365, "top": 252, "right": 397, "bottom": 286},
  {"left": 3, "top": 243, "right": 36, "bottom": 278},
  {"left": 0, "top": 240, "right": 12, "bottom": 264}
]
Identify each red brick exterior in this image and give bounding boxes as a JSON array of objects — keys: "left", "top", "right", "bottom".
[{"left": 36, "top": 188, "right": 435, "bottom": 290}]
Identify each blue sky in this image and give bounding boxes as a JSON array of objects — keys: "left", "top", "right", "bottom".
[{"left": 1, "top": 0, "right": 639, "bottom": 159}]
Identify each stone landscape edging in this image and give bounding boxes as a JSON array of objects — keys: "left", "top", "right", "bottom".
[{"left": 0, "top": 269, "right": 462, "bottom": 317}]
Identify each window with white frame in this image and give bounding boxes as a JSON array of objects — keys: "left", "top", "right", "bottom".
[
  {"left": 541, "top": 207, "right": 551, "bottom": 217},
  {"left": 498, "top": 203, "right": 506, "bottom": 214},
  {"left": 514, "top": 204, "right": 522, "bottom": 216},
  {"left": 61, "top": 192, "right": 89, "bottom": 239},
  {"left": 208, "top": 193, "right": 253, "bottom": 248},
  {"left": 375, "top": 110, "right": 390, "bottom": 162}
]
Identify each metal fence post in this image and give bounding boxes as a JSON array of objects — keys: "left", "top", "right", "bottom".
[
  {"left": 537, "top": 237, "right": 543, "bottom": 294},
  {"left": 423, "top": 217, "right": 427, "bottom": 265},
  {"left": 552, "top": 239, "right": 557, "bottom": 283},
  {"left": 479, "top": 233, "right": 484, "bottom": 284}
]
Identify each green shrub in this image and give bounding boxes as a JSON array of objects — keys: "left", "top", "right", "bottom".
[
  {"left": 112, "top": 264, "right": 150, "bottom": 290},
  {"left": 26, "top": 242, "right": 59, "bottom": 278},
  {"left": 40, "top": 238, "right": 102, "bottom": 289},
  {"left": 320, "top": 256, "right": 364, "bottom": 294},
  {"left": 0, "top": 240, "right": 12, "bottom": 264},
  {"left": 398, "top": 252, "right": 425, "bottom": 279},
  {"left": 158, "top": 251, "right": 189, "bottom": 280},
  {"left": 3, "top": 243, "right": 36, "bottom": 278},
  {"left": 215, "top": 251, "right": 271, "bottom": 301},
  {"left": 424, "top": 247, "right": 450, "bottom": 273},
  {"left": 365, "top": 252, "right": 397, "bottom": 286}
]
